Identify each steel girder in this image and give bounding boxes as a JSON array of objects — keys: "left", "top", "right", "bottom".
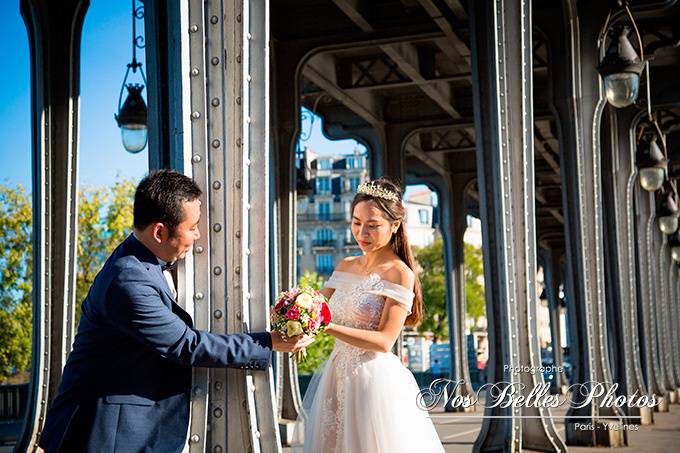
[
  {"left": 183, "top": 1, "right": 279, "bottom": 451},
  {"left": 600, "top": 107, "right": 653, "bottom": 425},
  {"left": 18, "top": 1, "right": 89, "bottom": 450},
  {"left": 659, "top": 235, "right": 679, "bottom": 403},
  {"left": 469, "top": 0, "right": 565, "bottom": 451}
]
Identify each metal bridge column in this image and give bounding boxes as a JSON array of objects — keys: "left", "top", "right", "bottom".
[
  {"left": 637, "top": 188, "right": 671, "bottom": 412},
  {"left": 652, "top": 209, "right": 676, "bottom": 405},
  {"left": 538, "top": 248, "right": 570, "bottom": 395},
  {"left": 439, "top": 174, "right": 476, "bottom": 412},
  {"left": 600, "top": 108, "right": 653, "bottom": 425},
  {"left": 18, "top": 1, "right": 88, "bottom": 450},
  {"left": 469, "top": 0, "right": 566, "bottom": 451},
  {"left": 185, "top": 1, "right": 280, "bottom": 451}
]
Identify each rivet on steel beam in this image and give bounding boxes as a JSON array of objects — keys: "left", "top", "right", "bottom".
[
  {"left": 235, "top": 266, "right": 241, "bottom": 274},
  {"left": 245, "top": 158, "right": 251, "bottom": 166},
  {"left": 213, "top": 407, "right": 223, "bottom": 418},
  {"left": 191, "top": 111, "right": 201, "bottom": 119},
  {"left": 236, "top": 97, "right": 241, "bottom": 105},
  {"left": 255, "top": 430, "right": 261, "bottom": 439},
  {"left": 214, "top": 309, "right": 223, "bottom": 319},
  {"left": 245, "top": 249, "right": 251, "bottom": 256},
  {"left": 212, "top": 139, "right": 220, "bottom": 148},
  {"left": 193, "top": 386, "right": 202, "bottom": 397},
  {"left": 235, "top": 180, "right": 241, "bottom": 188},
  {"left": 236, "top": 311, "right": 242, "bottom": 320},
  {"left": 210, "top": 15, "right": 219, "bottom": 24},
  {"left": 235, "top": 230, "right": 241, "bottom": 238},
  {"left": 213, "top": 181, "right": 221, "bottom": 190},
  {"left": 236, "top": 55, "right": 241, "bottom": 63},
  {"left": 247, "top": 33, "right": 252, "bottom": 40},
  {"left": 214, "top": 446, "right": 223, "bottom": 453},
  {"left": 213, "top": 223, "right": 222, "bottom": 232},
  {"left": 215, "top": 381, "right": 223, "bottom": 391},
  {"left": 236, "top": 138, "right": 242, "bottom": 146},
  {"left": 211, "top": 98, "right": 220, "bottom": 107},
  {"left": 214, "top": 266, "right": 222, "bottom": 275},
  {"left": 192, "top": 154, "right": 201, "bottom": 163},
  {"left": 195, "top": 292, "right": 204, "bottom": 300},
  {"left": 190, "top": 434, "right": 200, "bottom": 443},
  {"left": 190, "top": 24, "right": 199, "bottom": 33},
  {"left": 191, "top": 68, "right": 200, "bottom": 76},
  {"left": 236, "top": 14, "right": 242, "bottom": 23},
  {"left": 211, "top": 57, "right": 219, "bottom": 66},
  {"left": 195, "top": 246, "right": 204, "bottom": 254}
]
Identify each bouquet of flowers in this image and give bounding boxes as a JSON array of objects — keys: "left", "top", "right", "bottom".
[{"left": 270, "top": 286, "right": 332, "bottom": 363}]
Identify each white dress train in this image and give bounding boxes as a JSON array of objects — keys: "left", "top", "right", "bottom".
[{"left": 290, "top": 271, "right": 445, "bottom": 453}]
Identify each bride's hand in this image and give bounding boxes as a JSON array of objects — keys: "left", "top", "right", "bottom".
[{"left": 270, "top": 331, "right": 315, "bottom": 353}]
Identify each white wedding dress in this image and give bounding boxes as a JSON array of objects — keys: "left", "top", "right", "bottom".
[{"left": 290, "top": 271, "right": 445, "bottom": 453}]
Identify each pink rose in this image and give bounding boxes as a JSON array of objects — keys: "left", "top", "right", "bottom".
[{"left": 285, "top": 305, "right": 301, "bottom": 321}]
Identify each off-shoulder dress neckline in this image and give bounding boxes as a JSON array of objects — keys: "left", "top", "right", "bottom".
[{"left": 330, "top": 270, "right": 413, "bottom": 293}]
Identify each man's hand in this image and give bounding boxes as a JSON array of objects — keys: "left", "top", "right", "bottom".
[{"left": 270, "top": 331, "right": 315, "bottom": 353}]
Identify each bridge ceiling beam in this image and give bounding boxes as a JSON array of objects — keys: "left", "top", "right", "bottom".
[{"left": 303, "top": 53, "right": 384, "bottom": 127}]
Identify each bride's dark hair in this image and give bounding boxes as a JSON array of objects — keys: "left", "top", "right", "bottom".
[{"left": 351, "top": 177, "right": 423, "bottom": 327}]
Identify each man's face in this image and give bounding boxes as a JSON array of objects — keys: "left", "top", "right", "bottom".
[{"left": 162, "top": 199, "right": 201, "bottom": 262}]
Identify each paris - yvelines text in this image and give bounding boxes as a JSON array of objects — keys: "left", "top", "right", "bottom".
[{"left": 416, "top": 379, "right": 659, "bottom": 412}]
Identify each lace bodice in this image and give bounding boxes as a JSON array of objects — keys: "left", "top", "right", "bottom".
[{"left": 324, "top": 271, "right": 415, "bottom": 331}]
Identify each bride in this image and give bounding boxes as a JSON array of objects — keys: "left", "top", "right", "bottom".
[{"left": 291, "top": 178, "right": 445, "bottom": 453}]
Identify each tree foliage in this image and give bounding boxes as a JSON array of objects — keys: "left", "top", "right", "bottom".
[
  {"left": 413, "top": 237, "right": 486, "bottom": 341},
  {"left": 0, "top": 184, "right": 33, "bottom": 382},
  {"left": 0, "top": 179, "right": 136, "bottom": 382}
]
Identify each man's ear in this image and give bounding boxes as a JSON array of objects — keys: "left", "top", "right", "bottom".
[{"left": 150, "top": 223, "right": 166, "bottom": 244}]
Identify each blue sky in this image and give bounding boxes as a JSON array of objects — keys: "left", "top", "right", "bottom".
[{"left": 0, "top": 1, "right": 425, "bottom": 198}]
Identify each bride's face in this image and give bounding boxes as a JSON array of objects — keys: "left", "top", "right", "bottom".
[{"left": 351, "top": 200, "right": 399, "bottom": 254}]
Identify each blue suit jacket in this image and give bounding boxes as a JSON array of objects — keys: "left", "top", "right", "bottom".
[{"left": 38, "top": 234, "right": 272, "bottom": 453}]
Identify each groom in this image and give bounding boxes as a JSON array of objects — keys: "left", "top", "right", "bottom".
[{"left": 38, "top": 170, "right": 313, "bottom": 453}]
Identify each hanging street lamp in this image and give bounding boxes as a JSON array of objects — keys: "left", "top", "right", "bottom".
[
  {"left": 115, "top": 0, "right": 147, "bottom": 154},
  {"left": 669, "top": 232, "right": 680, "bottom": 264},
  {"left": 597, "top": 3, "right": 645, "bottom": 108},
  {"left": 637, "top": 134, "right": 668, "bottom": 192},
  {"left": 657, "top": 189, "right": 679, "bottom": 235}
]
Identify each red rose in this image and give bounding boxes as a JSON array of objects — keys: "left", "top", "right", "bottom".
[
  {"left": 275, "top": 299, "right": 286, "bottom": 311},
  {"left": 285, "top": 305, "right": 301, "bottom": 321},
  {"left": 320, "top": 302, "right": 331, "bottom": 326}
]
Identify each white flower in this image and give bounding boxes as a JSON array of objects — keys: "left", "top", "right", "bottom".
[
  {"left": 295, "top": 293, "right": 314, "bottom": 310},
  {"left": 286, "top": 320, "right": 303, "bottom": 337}
]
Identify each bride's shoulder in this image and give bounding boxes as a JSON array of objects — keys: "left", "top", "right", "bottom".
[
  {"left": 335, "top": 256, "right": 360, "bottom": 273},
  {"left": 381, "top": 261, "right": 415, "bottom": 290}
]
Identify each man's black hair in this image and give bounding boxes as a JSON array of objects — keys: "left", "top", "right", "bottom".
[{"left": 133, "top": 170, "right": 202, "bottom": 233}]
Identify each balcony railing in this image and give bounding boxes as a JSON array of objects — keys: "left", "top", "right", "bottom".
[
  {"left": 297, "top": 212, "right": 349, "bottom": 222},
  {"left": 312, "top": 239, "right": 336, "bottom": 247}
]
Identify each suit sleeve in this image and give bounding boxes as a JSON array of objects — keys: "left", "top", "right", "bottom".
[{"left": 104, "top": 268, "right": 272, "bottom": 370}]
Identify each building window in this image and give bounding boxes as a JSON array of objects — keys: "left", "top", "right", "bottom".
[
  {"left": 318, "top": 202, "right": 331, "bottom": 220},
  {"left": 316, "top": 254, "right": 334, "bottom": 274},
  {"left": 418, "top": 208, "right": 430, "bottom": 225},
  {"left": 316, "top": 177, "right": 330, "bottom": 194},
  {"left": 316, "top": 228, "right": 334, "bottom": 245},
  {"left": 346, "top": 156, "right": 363, "bottom": 169},
  {"left": 348, "top": 177, "right": 361, "bottom": 192},
  {"left": 318, "top": 158, "right": 332, "bottom": 170}
]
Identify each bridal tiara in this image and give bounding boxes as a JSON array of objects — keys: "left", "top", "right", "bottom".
[{"left": 357, "top": 181, "right": 400, "bottom": 202}]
